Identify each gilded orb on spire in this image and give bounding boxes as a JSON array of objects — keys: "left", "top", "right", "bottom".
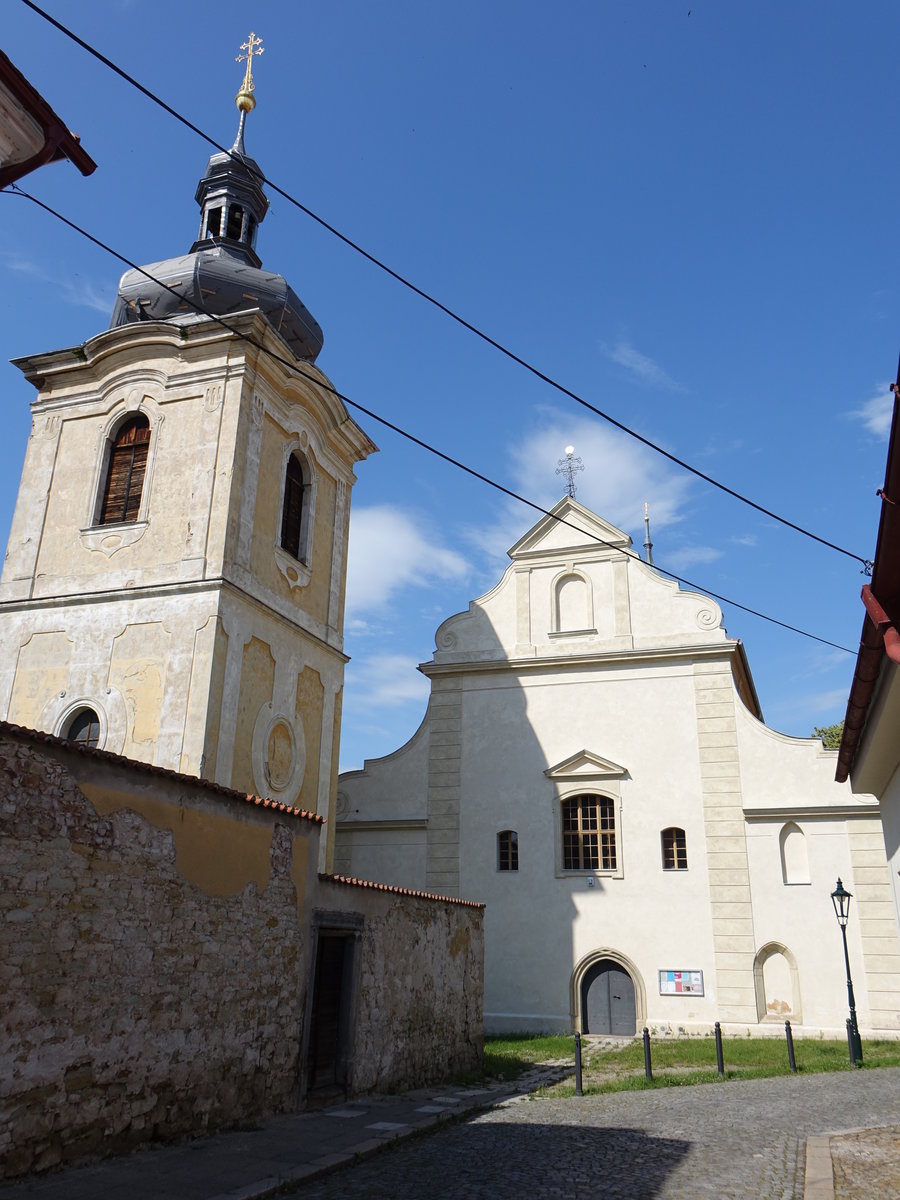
[{"left": 235, "top": 31, "right": 264, "bottom": 113}]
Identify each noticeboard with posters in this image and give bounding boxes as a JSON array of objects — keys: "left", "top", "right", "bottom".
[{"left": 658, "top": 969, "right": 704, "bottom": 996}]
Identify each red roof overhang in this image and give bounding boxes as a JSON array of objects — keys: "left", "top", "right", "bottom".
[
  {"left": 836, "top": 387, "right": 900, "bottom": 782},
  {"left": 0, "top": 48, "right": 96, "bottom": 188}
]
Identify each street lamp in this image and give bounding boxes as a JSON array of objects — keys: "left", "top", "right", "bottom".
[{"left": 831, "top": 878, "right": 863, "bottom": 1065}]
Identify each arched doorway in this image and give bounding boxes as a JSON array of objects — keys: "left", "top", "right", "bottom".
[{"left": 581, "top": 958, "right": 636, "bottom": 1035}]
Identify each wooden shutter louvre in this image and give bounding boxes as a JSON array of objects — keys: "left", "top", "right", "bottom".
[{"left": 99, "top": 417, "right": 150, "bottom": 525}]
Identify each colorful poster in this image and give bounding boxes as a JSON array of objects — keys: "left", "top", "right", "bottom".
[{"left": 658, "top": 969, "right": 704, "bottom": 996}]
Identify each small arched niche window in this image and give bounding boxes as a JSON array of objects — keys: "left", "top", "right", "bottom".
[
  {"left": 661, "top": 827, "right": 688, "bottom": 870},
  {"left": 62, "top": 707, "right": 101, "bottom": 749},
  {"left": 280, "top": 450, "right": 311, "bottom": 562},
  {"left": 498, "top": 830, "right": 519, "bottom": 872},
  {"left": 99, "top": 414, "right": 151, "bottom": 525},
  {"left": 779, "top": 822, "right": 810, "bottom": 885},
  {"left": 555, "top": 572, "right": 591, "bottom": 633}
]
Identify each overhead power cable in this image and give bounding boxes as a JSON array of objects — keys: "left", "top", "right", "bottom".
[
  {"left": 6, "top": 183, "right": 855, "bottom": 657},
  {"left": 18, "top": 0, "right": 871, "bottom": 572}
]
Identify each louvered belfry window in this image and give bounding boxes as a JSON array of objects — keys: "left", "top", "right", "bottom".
[
  {"left": 99, "top": 415, "right": 151, "bottom": 525},
  {"left": 280, "top": 452, "right": 309, "bottom": 561}
]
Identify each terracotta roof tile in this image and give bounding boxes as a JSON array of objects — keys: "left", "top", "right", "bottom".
[
  {"left": 0, "top": 720, "right": 324, "bottom": 825},
  {"left": 319, "top": 872, "right": 484, "bottom": 909}
]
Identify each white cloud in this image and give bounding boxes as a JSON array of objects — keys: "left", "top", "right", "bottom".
[
  {"left": 601, "top": 338, "right": 684, "bottom": 391},
  {"left": 2, "top": 253, "right": 113, "bottom": 315},
  {"left": 466, "top": 413, "right": 694, "bottom": 561},
  {"left": 345, "top": 653, "right": 430, "bottom": 709},
  {"left": 853, "top": 383, "right": 893, "bottom": 439},
  {"left": 346, "top": 505, "right": 470, "bottom": 617},
  {"left": 662, "top": 544, "right": 723, "bottom": 572},
  {"left": 730, "top": 534, "right": 758, "bottom": 547}
]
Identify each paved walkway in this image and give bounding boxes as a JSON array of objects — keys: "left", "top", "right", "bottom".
[{"left": 2, "top": 1068, "right": 899, "bottom": 1199}]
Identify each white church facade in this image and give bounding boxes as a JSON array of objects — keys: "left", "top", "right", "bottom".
[{"left": 336, "top": 498, "right": 900, "bottom": 1037}]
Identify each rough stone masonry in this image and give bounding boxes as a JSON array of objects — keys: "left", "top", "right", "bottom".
[{"left": 0, "top": 726, "right": 483, "bottom": 1178}]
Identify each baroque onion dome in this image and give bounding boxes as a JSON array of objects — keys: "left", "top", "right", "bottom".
[{"left": 110, "top": 38, "right": 323, "bottom": 362}]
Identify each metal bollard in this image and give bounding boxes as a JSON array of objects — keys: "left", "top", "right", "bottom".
[
  {"left": 642, "top": 1027, "right": 652, "bottom": 1080},
  {"left": 846, "top": 1018, "right": 857, "bottom": 1068},
  {"left": 785, "top": 1020, "right": 797, "bottom": 1074},
  {"left": 714, "top": 1021, "right": 724, "bottom": 1077},
  {"left": 574, "top": 1030, "right": 583, "bottom": 1096}
]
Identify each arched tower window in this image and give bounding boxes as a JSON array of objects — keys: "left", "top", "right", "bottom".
[
  {"left": 280, "top": 450, "right": 311, "bottom": 562},
  {"left": 62, "top": 707, "right": 101, "bottom": 749},
  {"left": 661, "top": 827, "right": 688, "bottom": 870},
  {"left": 99, "top": 414, "right": 151, "bottom": 525},
  {"left": 226, "top": 203, "right": 244, "bottom": 240}
]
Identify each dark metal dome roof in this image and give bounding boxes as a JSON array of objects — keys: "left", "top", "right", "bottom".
[{"left": 109, "top": 113, "right": 323, "bottom": 362}]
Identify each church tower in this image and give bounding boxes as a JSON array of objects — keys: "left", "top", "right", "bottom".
[{"left": 0, "top": 46, "right": 376, "bottom": 866}]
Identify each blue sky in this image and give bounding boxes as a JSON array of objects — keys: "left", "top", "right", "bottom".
[{"left": 3, "top": 1, "right": 898, "bottom": 772}]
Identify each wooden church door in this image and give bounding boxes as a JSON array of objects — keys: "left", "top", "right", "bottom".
[{"left": 582, "top": 960, "right": 636, "bottom": 1036}]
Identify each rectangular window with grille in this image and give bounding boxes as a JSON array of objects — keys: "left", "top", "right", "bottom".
[{"left": 562, "top": 795, "right": 616, "bottom": 871}]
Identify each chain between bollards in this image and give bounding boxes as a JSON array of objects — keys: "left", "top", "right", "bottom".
[
  {"left": 714, "top": 1021, "right": 724, "bottom": 1077},
  {"left": 642, "top": 1027, "right": 652, "bottom": 1080},
  {"left": 574, "top": 1030, "right": 583, "bottom": 1096},
  {"left": 785, "top": 1020, "right": 797, "bottom": 1074}
]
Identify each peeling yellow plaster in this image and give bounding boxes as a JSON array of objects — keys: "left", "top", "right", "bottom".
[
  {"left": 290, "top": 838, "right": 308, "bottom": 924},
  {"left": 80, "top": 784, "right": 273, "bottom": 897},
  {"left": 8, "top": 630, "right": 72, "bottom": 728},
  {"left": 323, "top": 689, "right": 342, "bottom": 871},
  {"left": 297, "top": 666, "right": 323, "bottom": 812}
]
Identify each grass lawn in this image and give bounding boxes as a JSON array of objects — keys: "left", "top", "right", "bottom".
[{"left": 478, "top": 1033, "right": 900, "bottom": 1095}]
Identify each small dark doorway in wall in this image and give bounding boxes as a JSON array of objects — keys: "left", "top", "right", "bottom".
[
  {"left": 305, "top": 915, "right": 362, "bottom": 1097},
  {"left": 582, "top": 959, "right": 636, "bottom": 1035}
]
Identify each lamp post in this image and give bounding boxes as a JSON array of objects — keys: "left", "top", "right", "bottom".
[{"left": 831, "top": 878, "right": 863, "bottom": 1066}]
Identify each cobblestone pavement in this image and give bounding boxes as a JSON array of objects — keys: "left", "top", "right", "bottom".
[
  {"left": 294, "top": 1069, "right": 900, "bottom": 1200},
  {"left": 832, "top": 1126, "right": 900, "bottom": 1200}
]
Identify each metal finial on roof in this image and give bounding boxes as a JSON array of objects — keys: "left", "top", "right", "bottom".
[
  {"left": 643, "top": 501, "right": 655, "bottom": 565},
  {"left": 556, "top": 444, "right": 584, "bottom": 499},
  {"left": 235, "top": 32, "right": 264, "bottom": 114}
]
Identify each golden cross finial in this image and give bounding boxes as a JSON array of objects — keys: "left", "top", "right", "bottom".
[{"left": 235, "top": 32, "right": 264, "bottom": 112}]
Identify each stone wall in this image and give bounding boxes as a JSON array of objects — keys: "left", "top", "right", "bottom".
[
  {"left": 318, "top": 877, "right": 484, "bottom": 1093},
  {"left": 0, "top": 726, "right": 484, "bottom": 1179}
]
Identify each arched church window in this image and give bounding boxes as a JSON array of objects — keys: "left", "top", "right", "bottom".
[
  {"left": 661, "top": 827, "right": 688, "bottom": 870},
  {"left": 62, "top": 707, "right": 101, "bottom": 749},
  {"left": 99, "top": 414, "right": 151, "bottom": 525},
  {"left": 280, "top": 450, "right": 311, "bottom": 562},
  {"left": 498, "top": 830, "right": 518, "bottom": 872},
  {"left": 562, "top": 794, "right": 616, "bottom": 871}
]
